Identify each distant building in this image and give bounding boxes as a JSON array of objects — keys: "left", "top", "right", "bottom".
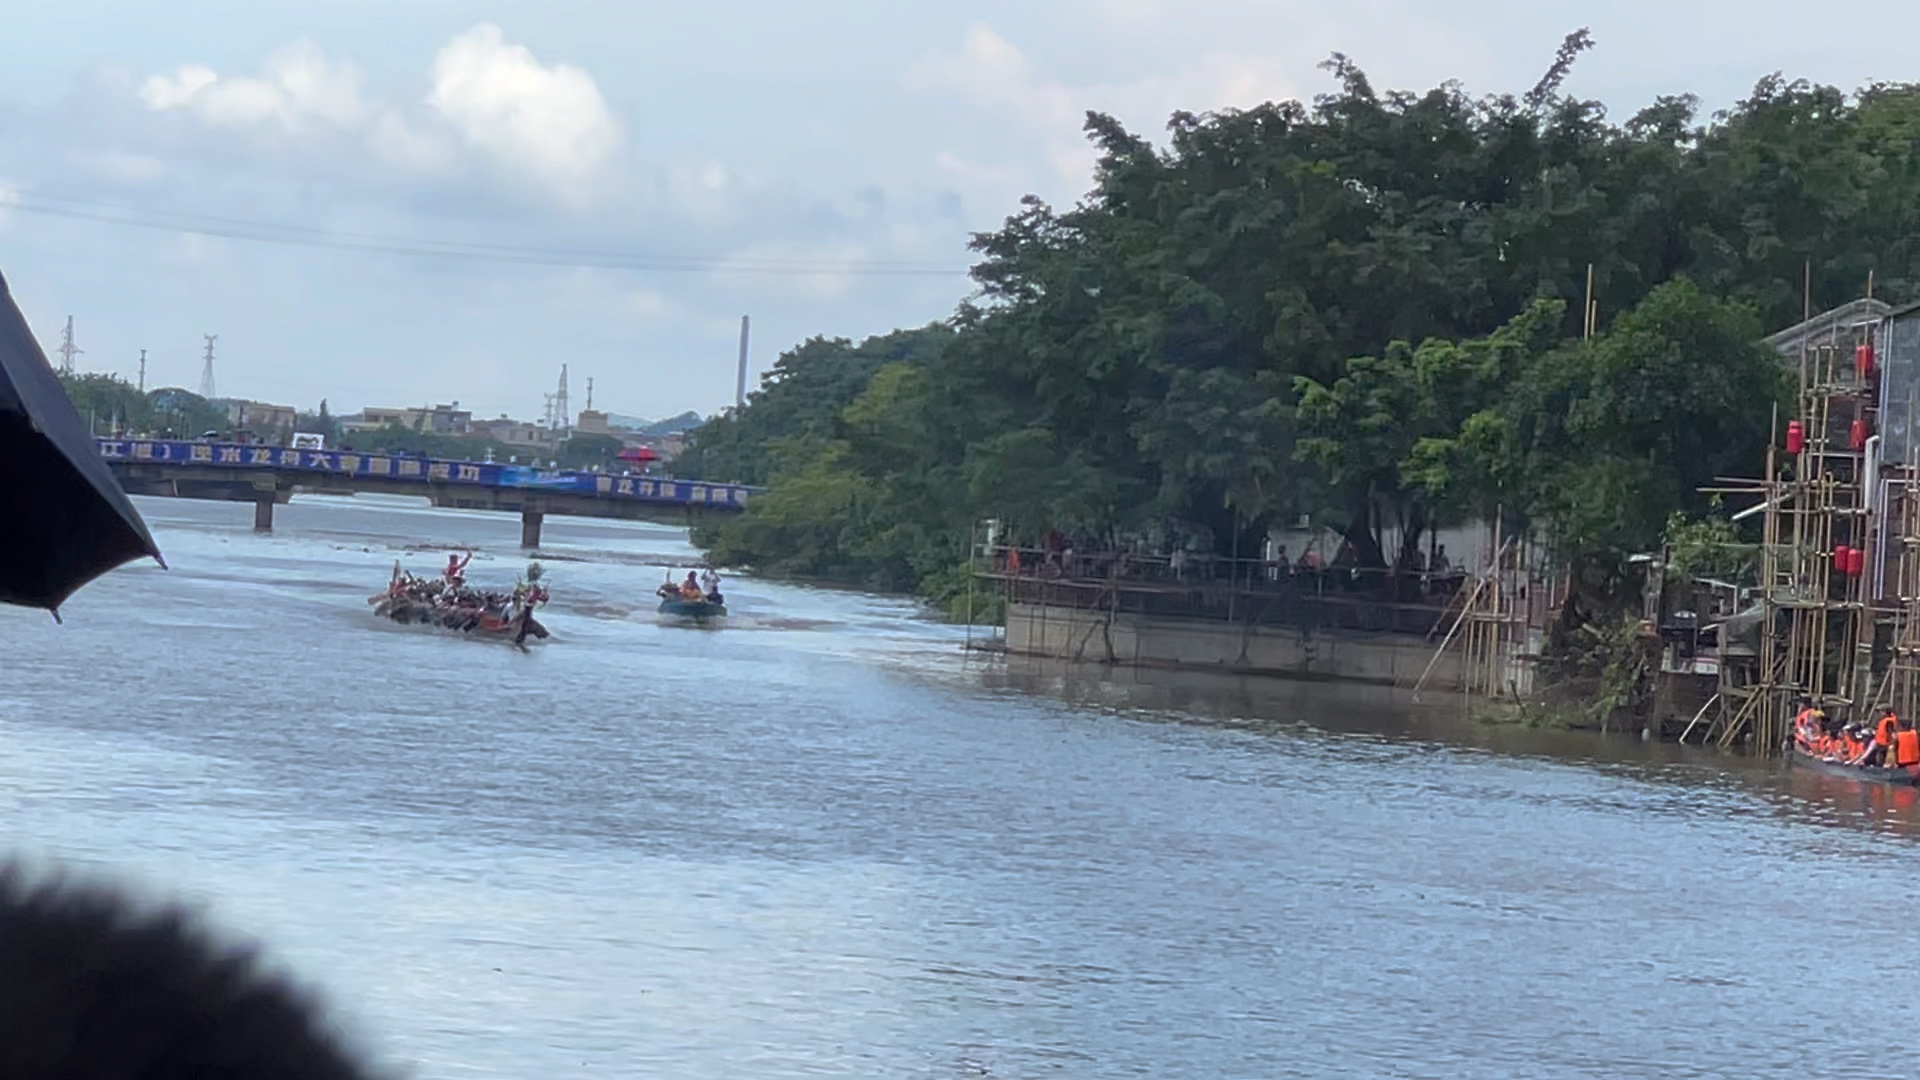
[
  {"left": 344, "top": 402, "right": 473, "bottom": 434},
  {"left": 226, "top": 399, "right": 297, "bottom": 435},
  {"left": 647, "top": 432, "right": 688, "bottom": 462},
  {"left": 471, "top": 415, "right": 550, "bottom": 448},
  {"left": 1872, "top": 300, "right": 1920, "bottom": 470},
  {"left": 343, "top": 407, "right": 408, "bottom": 431},
  {"left": 575, "top": 409, "right": 612, "bottom": 435}
]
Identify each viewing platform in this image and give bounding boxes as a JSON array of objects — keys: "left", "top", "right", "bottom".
[
  {"left": 96, "top": 438, "right": 755, "bottom": 546},
  {"left": 968, "top": 545, "right": 1547, "bottom": 695}
]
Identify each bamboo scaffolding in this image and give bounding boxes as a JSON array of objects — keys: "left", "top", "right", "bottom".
[{"left": 1725, "top": 292, "right": 1891, "bottom": 751}]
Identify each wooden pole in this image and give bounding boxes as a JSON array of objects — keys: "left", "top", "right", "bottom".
[
  {"left": 1411, "top": 535, "right": 1516, "bottom": 698},
  {"left": 1584, "top": 263, "right": 1596, "bottom": 338},
  {"left": 965, "top": 519, "right": 978, "bottom": 651}
]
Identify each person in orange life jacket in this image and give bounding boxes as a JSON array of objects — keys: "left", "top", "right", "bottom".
[
  {"left": 1843, "top": 725, "right": 1870, "bottom": 764},
  {"left": 1793, "top": 699, "right": 1826, "bottom": 750},
  {"left": 1813, "top": 710, "right": 1840, "bottom": 757},
  {"left": 1895, "top": 717, "right": 1920, "bottom": 768},
  {"left": 1864, "top": 706, "right": 1900, "bottom": 766}
]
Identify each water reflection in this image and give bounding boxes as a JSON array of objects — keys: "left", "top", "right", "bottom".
[{"left": 960, "top": 652, "right": 1920, "bottom": 842}]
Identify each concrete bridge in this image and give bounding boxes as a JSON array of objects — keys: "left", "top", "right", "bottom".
[{"left": 97, "top": 438, "right": 755, "bottom": 547}]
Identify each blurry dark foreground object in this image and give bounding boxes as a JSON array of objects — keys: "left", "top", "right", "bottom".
[
  {"left": 0, "top": 268, "right": 163, "bottom": 616},
  {"left": 0, "top": 273, "right": 367, "bottom": 1076},
  {"left": 0, "top": 866, "right": 382, "bottom": 1079}
]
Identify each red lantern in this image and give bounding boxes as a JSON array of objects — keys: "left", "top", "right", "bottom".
[
  {"left": 1835, "top": 545, "right": 1852, "bottom": 574},
  {"left": 1850, "top": 547, "right": 1868, "bottom": 577},
  {"left": 1787, "top": 420, "right": 1806, "bottom": 454},
  {"left": 1852, "top": 418, "right": 1870, "bottom": 450},
  {"left": 1858, "top": 342, "right": 1877, "bottom": 380}
]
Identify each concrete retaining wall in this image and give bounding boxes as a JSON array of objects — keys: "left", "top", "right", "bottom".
[{"left": 1003, "top": 601, "right": 1475, "bottom": 689}]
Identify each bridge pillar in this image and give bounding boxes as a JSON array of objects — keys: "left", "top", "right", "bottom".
[
  {"left": 520, "top": 510, "right": 544, "bottom": 549},
  {"left": 253, "top": 496, "right": 274, "bottom": 533}
]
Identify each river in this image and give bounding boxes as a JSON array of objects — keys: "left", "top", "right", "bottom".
[{"left": 2, "top": 494, "right": 1917, "bottom": 1079}]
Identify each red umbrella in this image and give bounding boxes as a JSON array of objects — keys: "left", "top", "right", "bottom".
[{"left": 617, "top": 446, "right": 658, "bottom": 463}]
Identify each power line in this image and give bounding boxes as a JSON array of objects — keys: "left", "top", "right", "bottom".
[
  {"left": 15, "top": 190, "right": 968, "bottom": 269},
  {"left": 1, "top": 190, "right": 975, "bottom": 277}
]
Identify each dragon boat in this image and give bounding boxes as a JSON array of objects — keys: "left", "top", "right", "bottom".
[{"left": 370, "top": 560, "right": 552, "bottom": 647}]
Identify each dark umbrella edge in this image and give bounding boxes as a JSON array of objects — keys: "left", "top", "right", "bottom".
[{"left": 0, "top": 268, "right": 164, "bottom": 613}]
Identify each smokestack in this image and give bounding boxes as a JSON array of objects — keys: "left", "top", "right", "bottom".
[{"left": 735, "top": 315, "right": 750, "bottom": 411}]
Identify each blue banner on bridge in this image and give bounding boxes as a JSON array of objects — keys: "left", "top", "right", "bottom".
[{"left": 96, "top": 439, "right": 755, "bottom": 508}]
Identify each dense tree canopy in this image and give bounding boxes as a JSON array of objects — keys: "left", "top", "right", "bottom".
[
  {"left": 60, "top": 375, "right": 230, "bottom": 438},
  {"left": 59, "top": 373, "right": 155, "bottom": 435},
  {"left": 688, "top": 34, "right": 1912, "bottom": 611}
]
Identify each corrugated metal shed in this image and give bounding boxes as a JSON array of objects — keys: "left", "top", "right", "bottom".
[{"left": 1763, "top": 297, "right": 1891, "bottom": 358}]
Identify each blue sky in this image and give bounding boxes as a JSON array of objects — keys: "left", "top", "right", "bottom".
[{"left": 0, "top": 0, "right": 1907, "bottom": 422}]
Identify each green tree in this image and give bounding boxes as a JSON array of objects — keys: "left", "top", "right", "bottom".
[
  {"left": 557, "top": 433, "right": 623, "bottom": 471},
  {"left": 343, "top": 424, "right": 514, "bottom": 461},
  {"left": 686, "top": 34, "right": 1898, "bottom": 629},
  {"left": 1295, "top": 300, "right": 1563, "bottom": 566},
  {"left": 1534, "top": 279, "right": 1784, "bottom": 558},
  {"left": 145, "top": 388, "right": 227, "bottom": 438},
  {"left": 293, "top": 398, "right": 342, "bottom": 443},
  {"left": 679, "top": 325, "right": 952, "bottom": 485},
  {"left": 58, "top": 373, "right": 154, "bottom": 435}
]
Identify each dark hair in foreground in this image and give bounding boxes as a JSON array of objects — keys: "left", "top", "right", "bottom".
[{"left": 0, "top": 865, "right": 381, "bottom": 1079}]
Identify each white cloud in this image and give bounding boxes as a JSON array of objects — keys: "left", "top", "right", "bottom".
[
  {"left": 907, "top": 10, "right": 1488, "bottom": 204},
  {"left": 657, "top": 156, "right": 737, "bottom": 222},
  {"left": 366, "top": 111, "right": 456, "bottom": 174},
  {"left": 908, "top": 22, "right": 1310, "bottom": 194},
  {"left": 907, "top": 24, "right": 1077, "bottom": 132},
  {"left": 139, "top": 41, "right": 367, "bottom": 132},
  {"left": 913, "top": 21, "right": 1306, "bottom": 136},
  {"left": 130, "top": 25, "right": 620, "bottom": 204},
  {"left": 426, "top": 24, "right": 621, "bottom": 204}
]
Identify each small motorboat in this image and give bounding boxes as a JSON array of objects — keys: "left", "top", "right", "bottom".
[
  {"left": 658, "top": 596, "right": 727, "bottom": 621},
  {"left": 656, "top": 575, "right": 727, "bottom": 624}
]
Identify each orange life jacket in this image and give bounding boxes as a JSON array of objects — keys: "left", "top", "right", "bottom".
[
  {"left": 1896, "top": 729, "right": 1920, "bottom": 767},
  {"left": 1878, "top": 717, "right": 1898, "bottom": 747}
]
